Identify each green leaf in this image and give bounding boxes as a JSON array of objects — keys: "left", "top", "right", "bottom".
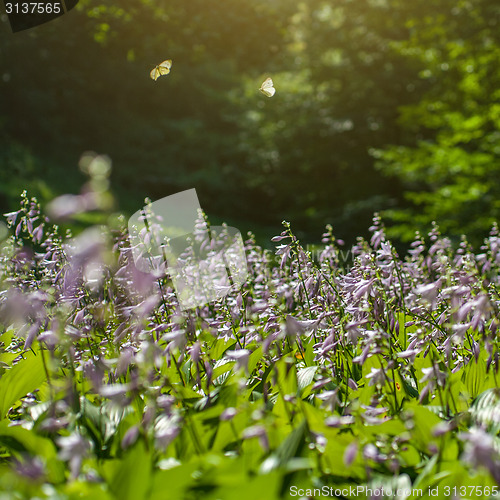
[
  {"left": 469, "top": 388, "right": 500, "bottom": 434},
  {"left": 303, "top": 338, "right": 315, "bottom": 367},
  {"left": 210, "top": 339, "right": 236, "bottom": 360},
  {"left": 172, "top": 383, "right": 203, "bottom": 399},
  {"left": 404, "top": 402, "right": 442, "bottom": 453},
  {"left": 463, "top": 356, "right": 490, "bottom": 399},
  {"left": 150, "top": 462, "right": 197, "bottom": 500},
  {"left": 297, "top": 366, "right": 317, "bottom": 398},
  {"left": 259, "top": 419, "right": 307, "bottom": 473},
  {"left": 104, "top": 441, "right": 152, "bottom": 500},
  {"left": 208, "top": 468, "right": 281, "bottom": 500},
  {"left": 248, "top": 346, "right": 263, "bottom": 374},
  {"left": 0, "top": 350, "right": 47, "bottom": 419},
  {"left": 212, "top": 360, "right": 235, "bottom": 386},
  {"left": 0, "top": 419, "right": 64, "bottom": 482}
]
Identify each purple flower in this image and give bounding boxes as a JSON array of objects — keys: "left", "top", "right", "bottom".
[
  {"left": 226, "top": 349, "right": 251, "bottom": 373},
  {"left": 316, "top": 389, "right": 340, "bottom": 412},
  {"left": 121, "top": 425, "right": 140, "bottom": 450},
  {"left": 363, "top": 443, "right": 387, "bottom": 463},
  {"left": 57, "top": 433, "right": 92, "bottom": 479},
  {"left": 459, "top": 428, "right": 500, "bottom": 483},
  {"left": 242, "top": 425, "right": 269, "bottom": 452},
  {"left": 154, "top": 415, "right": 181, "bottom": 450},
  {"left": 14, "top": 456, "right": 45, "bottom": 481},
  {"left": 220, "top": 407, "right": 238, "bottom": 421},
  {"left": 366, "top": 367, "right": 386, "bottom": 387},
  {"left": 344, "top": 441, "right": 358, "bottom": 467}
]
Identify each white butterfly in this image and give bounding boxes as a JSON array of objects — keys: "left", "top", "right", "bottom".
[
  {"left": 259, "top": 77, "right": 275, "bottom": 97},
  {"left": 150, "top": 60, "right": 172, "bottom": 81}
]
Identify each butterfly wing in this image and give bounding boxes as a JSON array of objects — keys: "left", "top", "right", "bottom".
[
  {"left": 261, "top": 86, "right": 276, "bottom": 97},
  {"left": 261, "top": 77, "right": 273, "bottom": 88},
  {"left": 150, "top": 60, "right": 172, "bottom": 80},
  {"left": 150, "top": 66, "right": 160, "bottom": 81},
  {"left": 259, "top": 77, "right": 275, "bottom": 97},
  {"left": 159, "top": 60, "right": 172, "bottom": 71}
]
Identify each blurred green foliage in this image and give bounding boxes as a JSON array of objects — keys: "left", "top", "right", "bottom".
[
  {"left": 373, "top": 0, "right": 500, "bottom": 243},
  {"left": 0, "top": 0, "right": 498, "bottom": 245}
]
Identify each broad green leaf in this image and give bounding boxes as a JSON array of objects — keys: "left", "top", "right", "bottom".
[
  {"left": 211, "top": 338, "right": 236, "bottom": 360},
  {"left": 150, "top": 462, "right": 197, "bottom": 500},
  {"left": 404, "top": 402, "right": 442, "bottom": 453},
  {"left": 302, "top": 337, "right": 315, "bottom": 367},
  {"left": 105, "top": 441, "right": 152, "bottom": 500},
  {"left": 63, "top": 481, "right": 113, "bottom": 500},
  {"left": 0, "top": 350, "right": 47, "bottom": 418},
  {"left": 413, "top": 454, "right": 440, "bottom": 490},
  {"left": 469, "top": 388, "right": 500, "bottom": 434},
  {"left": 248, "top": 346, "right": 263, "bottom": 374},
  {"left": 0, "top": 419, "right": 64, "bottom": 482},
  {"left": 212, "top": 360, "right": 235, "bottom": 386},
  {"left": 275, "top": 358, "right": 297, "bottom": 395},
  {"left": 363, "top": 418, "right": 406, "bottom": 438},
  {"left": 297, "top": 366, "right": 317, "bottom": 397},
  {"left": 463, "top": 356, "right": 490, "bottom": 399},
  {"left": 321, "top": 427, "right": 365, "bottom": 479},
  {"left": 259, "top": 419, "right": 307, "bottom": 472},
  {"left": 172, "top": 383, "right": 203, "bottom": 399},
  {"left": 398, "top": 371, "right": 419, "bottom": 400},
  {"left": 207, "top": 469, "right": 281, "bottom": 500}
]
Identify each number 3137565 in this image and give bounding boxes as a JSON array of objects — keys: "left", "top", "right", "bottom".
[{"left": 5, "top": 3, "right": 62, "bottom": 14}]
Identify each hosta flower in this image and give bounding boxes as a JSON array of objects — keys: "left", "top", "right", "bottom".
[
  {"left": 154, "top": 415, "right": 181, "bottom": 450},
  {"left": 347, "top": 378, "right": 358, "bottom": 390},
  {"left": 396, "top": 348, "right": 420, "bottom": 363},
  {"left": 39, "top": 417, "right": 69, "bottom": 433},
  {"left": 57, "top": 433, "right": 92, "bottom": 479},
  {"left": 459, "top": 428, "right": 500, "bottom": 483},
  {"left": 366, "top": 367, "right": 386, "bottom": 386},
  {"left": 363, "top": 443, "right": 387, "bottom": 463},
  {"left": 116, "top": 347, "right": 135, "bottom": 377},
  {"left": 220, "top": 407, "right": 237, "bottom": 421},
  {"left": 4, "top": 186, "right": 500, "bottom": 493},
  {"left": 420, "top": 367, "right": 446, "bottom": 387},
  {"left": 163, "top": 329, "right": 187, "bottom": 353},
  {"left": 309, "top": 431, "right": 327, "bottom": 452},
  {"left": 226, "top": 349, "right": 251, "bottom": 373},
  {"left": 361, "top": 406, "right": 391, "bottom": 425},
  {"left": 14, "top": 456, "right": 45, "bottom": 481},
  {"left": 316, "top": 389, "right": 340, "bottom": 412},
  {"left": 325, "top": 415, "right": 355, "bottom": 427},
  {"left": 432, "top": 421, "right": 454, "bottom": 437},
  {"left": 345, "top": 320, "right": 368, "bottom": 344},
  {"left": 121, "top": 425, "right": 140, "bottom": 450},
  {"left": 344, "top": 441, "right": 358, "bottom": 467},
  {"left": 242, "top": 425, "right": 269, "bottom": 452},
  {"left": 47, "top": 194, "right": 88, "bottom": 220},
  {"left": 415, "top": 279, "right": 442, "bottom": 308},
  {"left": 353, "top": 278, "right": 376, "bottom": 301},
  {"left": 157, "top": 395, "right": 176, "bottom": 413}
]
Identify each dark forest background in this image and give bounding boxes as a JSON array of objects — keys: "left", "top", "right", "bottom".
[{"left": 1, "top": 0, "right": 499, "bottom": 246}]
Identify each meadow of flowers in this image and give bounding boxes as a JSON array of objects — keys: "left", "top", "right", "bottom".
[{"left": 0, "top": 163, "right": 500, "bottom": 499}]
